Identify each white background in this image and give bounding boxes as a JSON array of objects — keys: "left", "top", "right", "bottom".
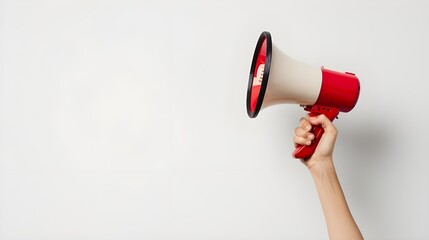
[{"left": 1, "top": 0, "right": 429, "bottom": 239}]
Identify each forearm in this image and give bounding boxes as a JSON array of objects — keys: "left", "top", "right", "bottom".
[{"left": 310, "top": 159, "right": 363, "bottom": 240}]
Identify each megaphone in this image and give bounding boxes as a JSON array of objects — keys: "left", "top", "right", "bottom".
[{"left": 246, "top": 31, "right": 360, "bottom": 159}]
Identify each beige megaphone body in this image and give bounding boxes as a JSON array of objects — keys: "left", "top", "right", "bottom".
[{"left": 246, "top": 31, "right": 360, "bottom": 159}]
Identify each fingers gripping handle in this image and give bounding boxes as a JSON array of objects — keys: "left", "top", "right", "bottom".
[
  {"left": 293, "top": 106, "right": 340, "bottom": 159},
  {"left": 293, "top": 124, "right": 324, "bottom": 159}
]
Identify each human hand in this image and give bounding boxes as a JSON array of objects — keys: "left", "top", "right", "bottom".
[{"left": 293, "top": 114, "right": 338, "bottom": 170}]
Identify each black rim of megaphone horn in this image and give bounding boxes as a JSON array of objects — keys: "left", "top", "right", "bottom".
[{"left": 246, "top": 31, "right": 272, "bottom": 118}]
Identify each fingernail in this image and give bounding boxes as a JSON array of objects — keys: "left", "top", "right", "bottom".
[
  {"left": 307, "top": 134, "right": 314, "bottom": 140},
  {"left": 306, "top": 141, "right": 312, "bottom": 145},
  {"left": 305, "top": 125, "right": 311, "bottom": 131}
]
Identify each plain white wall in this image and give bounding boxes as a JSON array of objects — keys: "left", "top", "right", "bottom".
[{"left": 1, "top": 0, "right": 429, "bottom": 239}]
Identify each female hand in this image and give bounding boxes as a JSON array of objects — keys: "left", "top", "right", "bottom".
[{"left": 293, "top": 114, "right": 338, "bottom": 170}]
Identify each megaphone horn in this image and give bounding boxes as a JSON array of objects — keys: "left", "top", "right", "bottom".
[{"left": 246, "top": 31, "right": 360, "bottom": 159}]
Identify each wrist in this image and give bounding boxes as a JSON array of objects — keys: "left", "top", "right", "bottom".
[{"left": 308, "top": 157, "right": 335, "bottom": 175}]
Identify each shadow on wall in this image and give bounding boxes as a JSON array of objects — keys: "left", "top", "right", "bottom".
[
  {"left": 339, "top": 117, "right": 391, "bottom": 163},
  {"left": 338, "top": 115, "right": 392, "bottom": 179},
  {"left": 336, "top": 115, "right": 393, "bottom": 235}
]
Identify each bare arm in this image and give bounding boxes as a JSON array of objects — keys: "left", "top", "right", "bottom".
[{"left": 293, "top": 115, "right": 363, "bottom": 240}]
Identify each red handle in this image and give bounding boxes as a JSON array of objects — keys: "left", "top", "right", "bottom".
[{"left": 293, "top": 106, "right": 340, "bottom": 159}]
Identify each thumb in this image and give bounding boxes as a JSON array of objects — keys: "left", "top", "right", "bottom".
[{"left": 308, "top": 114, "right": 337, "bottom": 135}]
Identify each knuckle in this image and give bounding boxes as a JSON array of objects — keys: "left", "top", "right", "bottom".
[
  {"left": 293, "top": 136, "right": 308, "bottom": 145},
  {"left": 294, "top": 127, "right": 301, "bottom": 135},
  {"left": 299, "top": 117, "right": 309, "bottom": 125}
]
